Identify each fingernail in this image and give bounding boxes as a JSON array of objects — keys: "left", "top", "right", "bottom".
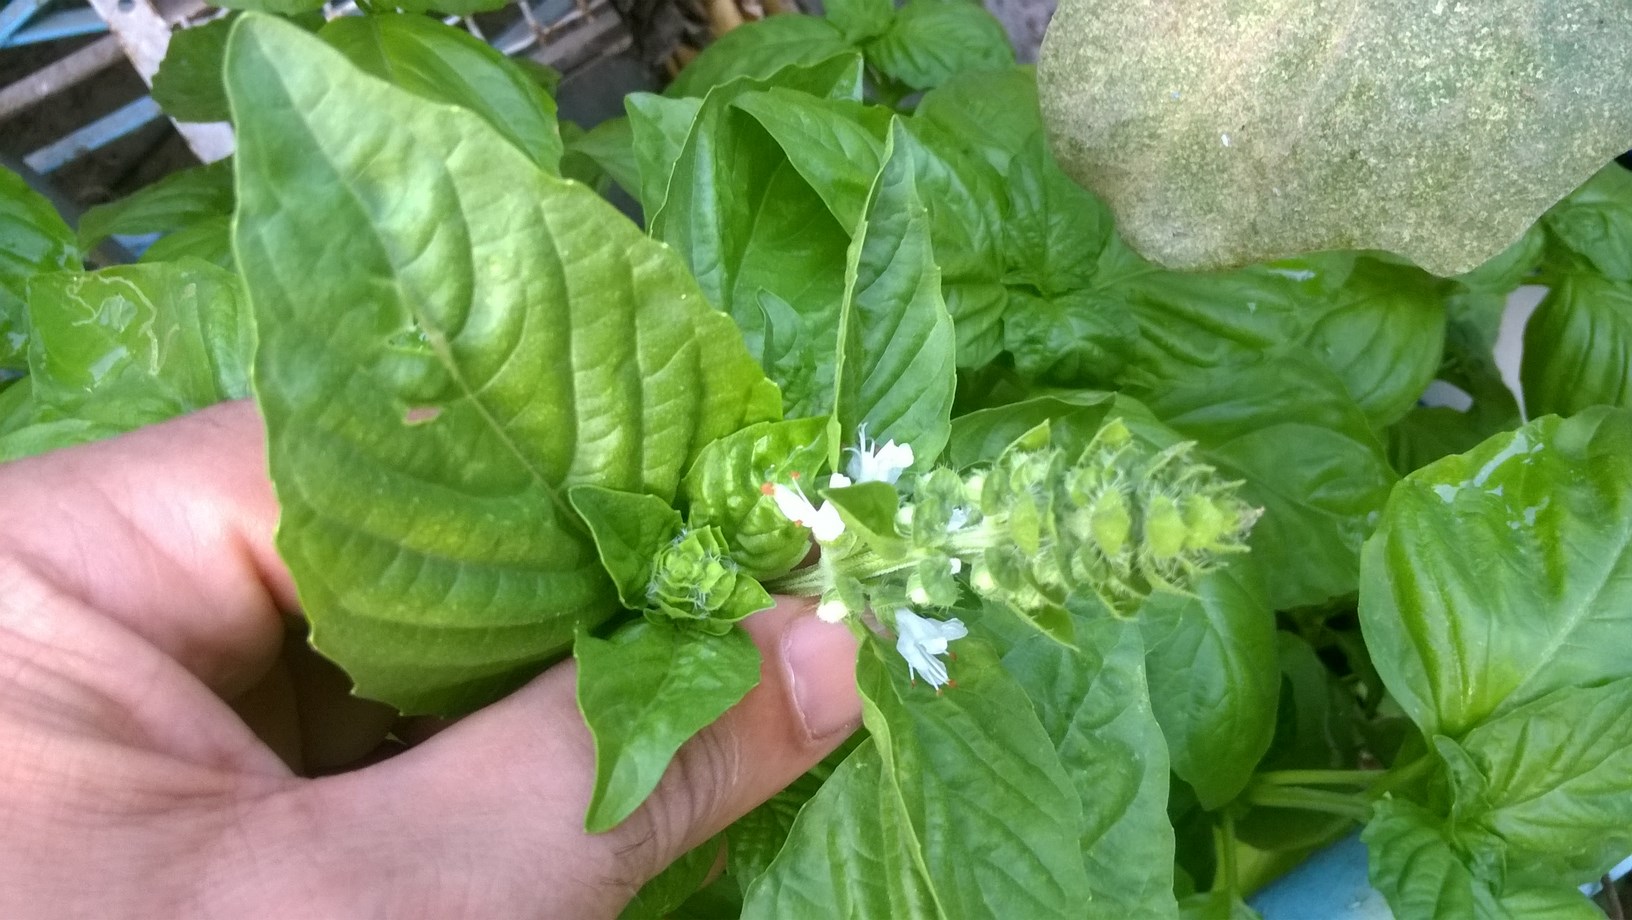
[{"left": 781, "top": 614, "right": 861, "bottom": 743}]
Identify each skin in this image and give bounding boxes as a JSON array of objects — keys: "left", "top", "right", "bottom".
[{"left": 0, "top": 401, "right": 862, "bottom": 919}]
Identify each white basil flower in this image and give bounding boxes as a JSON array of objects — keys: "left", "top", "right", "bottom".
[
  {"left": 846, "top": 427, "right": 914, "bottom": 485},
  {"left": 766, "top": 478, "right": 846, "bottom": 542},
  {"left": 894, "top": 608, "right": 968, "bottom": 689}
]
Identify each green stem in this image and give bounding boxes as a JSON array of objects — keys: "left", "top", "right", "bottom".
[
  {"left": 1218, "top": 810, "right": 1241, "bottom": 899},
  {"left": 1243, "top": 786, "right": 1371, "bottom": 822},
  {"left": 1255, "top": 769, "right": 1385, "bottom": 788},
  {"left": 1366, "top": 755, "right": 1435, "bottom": 800}
]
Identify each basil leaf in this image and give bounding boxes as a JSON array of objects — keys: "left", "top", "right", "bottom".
[
  {"left": 1363, "top": 799, "right": 1601, "bottom": 920},
  {"left": 320, "top": 13, "right": 562, "bottom": 171},
  {"left": 866, "top": 0, "right": 1013, "bottom": 92},
  {"left": 1141, "top": 556, "right": 1277, "bottom": 810},
  {"left": 833, "top": 121, "right": 956, "bottom": 466},
  {"left": 667, "top": 16, "right": 853, "bottom": 99},
  {"left": 742, "top": 739, "right": 942, "bottom": 917},
  {"left": 914, "top": 65, "right": 1041, "bottom": 173},
  {"left": 1541, "top": 163, "right": 1632, "bottom": 282},
  {"left": 1298, "top": 259, "right": 1450, "bottom": 427},
  {"left": 625, "top": 93, "right": 704, "bottom": 216},
  {"left": 0, "top": 377, "right": 125, "bottom": 463},
  {"left": 651, "top": 81, "right": 855, "bottom": 419},
  {"left": 575, "top": 621, "right": 760, "bottom": 832},
  {"left": 1142, "top": 349, "right": 1398, "bottom": 610},
  {"left": 727, "top": 737, "right": 858, "bottom": 892},
  {"left": 1002, "top": 612, "right": 1177, "bottom": 918},
  {"left": 825, "top": 0, "right": 892, "bottom": 43},
  {"left": 1441, "top": 676, "right": 1632, "bottom": 884},
  {"left": 946, "top": 390, "right": 1115, "bottom": 467},
  {"left": 26, "top": 259, "right": 251, "bottom": 424},
  {"left": 152, "top": 16, "right": 235, "bottom": 123},
  {"left": 1520, "top": 274, "right": 1632, "bottom": 417},
  {"left": 1360, "top": 409, "right": 1632, "bottom": 737},
  {"left": 682, "top": 417, "right": 828, "bottom": 579},
  {"left": 0, "top": 167, "right": 78, "bottom": 371},
  {"left": 857, "top": 633, "right": 1096, "bottom": 917},
  {"left": 139, "top": 216, "right": 234, "bottom": 269},
  {"left": 620, "top": 836, "right": 722, "bottom": 920},
  {"left": 895, "top": 120, "right": 1008, "bottom": 366},
  {"left": 77, "top": 160, "right": 234, "bottom": 250},
  {"left": 731, "top": 89, "right": 888, "bottom": 229},
  {"left": 564, "top": 117, "right": 639, "bottom": 199},
  {"left": 1114, "top": 259, "right": 1325, "bottom": 380},
  {"left": 568, "top": 486, "right": 683, "bottom": 608},
  {"left": 229, "top": 14, "right": 772, "bottom": 713}
]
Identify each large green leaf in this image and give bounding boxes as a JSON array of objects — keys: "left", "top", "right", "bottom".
[
  {"left": 651, "top": 76, "right": 859, "bottom": 419},
  {"left": 152, "top": 16, "right": 235, "bottom": 123},
  {"left": 140, "top": 215, "right": 234, "bottom": 269},
  {"left": 26, "top": 259, "right": 251, "bottom": 424},
  {"left": 1141, "top": 349, "right": 1398, "bottom": 610},
  {"left": 1357, "top": 409, "right": 1632, "bottom": 740},
  {"left": 946, "top": 390, "right": 1115, "bottom": 467},
  {"left": 1439, "top": 676, "right": 1632, "bottom": 884},
  {"left": 741, "top": 739, "right": 941, "bottom": 917},
  {"left": 727, "top": 737, "right": 859, "bottom": 893},
  {"left": 895, "top": 119, "right": 1008, "bottom": 367},
  {"left": 1140, "top": 556, "right": 1277, "bottom": 810},
  {"left": 567, "top": 486, "right": 683, "bottom": 608},
  {"left": 76, "top": 160, "right": 234, "bottom": 250},
  {"left": 228, "top": 14, "right": 772, "bottom": 713},
  {"left": 914, "top": 65, "right": 1041, "bottom": 173},
  {"left": 563, "top": 117, "right": 639, "bottom": 200},
  {"left": 865, "top": 0, "right": 1013, "bottom": 92},
  {"left": 730, "top": 89, "right": 888, "bottom": 229},
  {"left": 575, "top": 621, "right": 760, "bottom": 832},
  {"left": 1520, "top": 275, "right": 1632, "bottom": 417},
  {"left": 1297, "top": 259, "right": 1450, "bottom": 427},
  {"left": 824, "top": 0, "right": 892, "bottom": 44},
  {"left": 0, "top": 168, "right": 78, "bottom": 371},
  {"left": 320, "top": 14, "right": 562, "bottom": 171},
  {"left": 856, "top": 633, "right": 1095, "bottom": 917},
  {"left": 832, "top": 122, "right": 956, "bottom": 467},
  {"left": 1360, "top": 409, "right": 1632, "bottom": 738},
  {"left": 1001, "top": 612, "right": 1177, "bottom": 919},
  {"left": 681, "top": 417, "right": 828, "bottom": 579},
  {"left": 667, "top": 16, "right": 854, "bottom": 99},
  {"left": 1363, "top": 799, "right": 1602, "bottom": 920},
  {"left": 625, "top": 94, "right": 704, "bottom": 216},
  {"left": 1541, "top": 163, "right": 1632, "bottom": 283},
  {"left": 0, "top": 376, "right": 125, "bottom": 463},
  {"left": 1038, "top": 1, "right": 1632, "bottom": 275}
]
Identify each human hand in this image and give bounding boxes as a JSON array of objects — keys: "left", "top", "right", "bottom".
[{"left": 0, "top": 401, "right": 861, "bottom": 918}]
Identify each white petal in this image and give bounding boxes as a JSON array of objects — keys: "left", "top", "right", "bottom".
[
  {"left": 893, "top": 609, "right": 966, "bottom": 688},
  {"left": 874, "top": 441, "right": 914, "bottom": 479},
  {"left": 769, "top": 485, "right": 818, "bottom": 525},
  {"left": 816, "top": 597, "right": 851, "bottom": 622},
  {"left": 828, "top": 473, "right": 853, "bottom": 489},
  {"left": 948, "top": 557, "right": 964, "bottom": 575},
  {"left": 809, "top": 502, "right": 846, "bottom": 542}
]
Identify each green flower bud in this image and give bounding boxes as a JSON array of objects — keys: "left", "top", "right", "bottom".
[
  {"left": 963, "top": 417, "right": 1258, "bottom": 619},
  {"left": 647, "top": 526, "right": 772, "bottom": 633}
]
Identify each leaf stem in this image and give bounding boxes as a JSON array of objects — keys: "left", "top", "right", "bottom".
[
  {"left": 1218, "top": 809, "right": 1241, "bottom": 899},
  {"left": 1243, "top": 786, "right": 1371, "bottom": 822},
  {"left": 1254, "top": 769, "right": 1384, "bottom": 788},
  {"left": 1365, "top": 754, "right": 1436, "bottom": 800}
]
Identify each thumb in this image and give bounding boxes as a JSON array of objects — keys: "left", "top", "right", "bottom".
[{"left": 296, "top": 598, "right": 860, "bottom": 918}]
